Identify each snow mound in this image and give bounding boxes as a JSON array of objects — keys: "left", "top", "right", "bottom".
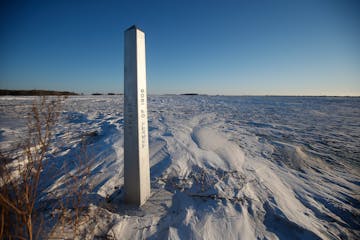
[{"left": 192, "top": 126, "right": 245, "bottom": 171}]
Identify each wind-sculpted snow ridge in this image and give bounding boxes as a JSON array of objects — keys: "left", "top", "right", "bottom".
[{"left": 0, "top": 95, "right": 359, "bottom": 239}]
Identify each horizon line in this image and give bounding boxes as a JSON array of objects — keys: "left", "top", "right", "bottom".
[{"left": 1, "top": 89, "right": 359, "bottom": 98}]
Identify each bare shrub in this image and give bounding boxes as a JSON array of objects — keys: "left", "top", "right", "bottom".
[{"left": 0, "top": 96, "right": 63, "bottom": 239}]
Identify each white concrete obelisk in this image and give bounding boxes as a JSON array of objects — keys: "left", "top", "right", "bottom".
[{"left": 124, "top": 25, "right": 150, "bottom": 206}]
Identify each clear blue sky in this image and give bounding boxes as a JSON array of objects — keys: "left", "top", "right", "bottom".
[{"left": 0, "top": 0, "right": 359, "bottom": 95}]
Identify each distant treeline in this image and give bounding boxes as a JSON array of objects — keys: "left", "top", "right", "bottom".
[{"left": 0, "top": 89, "right": 78, "bottom": 96}]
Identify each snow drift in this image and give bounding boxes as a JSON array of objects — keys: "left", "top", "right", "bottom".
[{"left": 0, "top": 95, "right": 359, "bottom": 239}]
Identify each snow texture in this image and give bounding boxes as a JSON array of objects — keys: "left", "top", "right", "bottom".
[{"left": 0, "top": 95, "right": 359, "bottom": 239}]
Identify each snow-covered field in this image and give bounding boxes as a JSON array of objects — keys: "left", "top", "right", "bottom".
[{"left": 1, "top": 95, "right": 359, "bottom": 239}]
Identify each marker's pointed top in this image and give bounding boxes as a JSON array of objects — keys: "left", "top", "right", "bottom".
[{"left": 125, "top": 25, "right": 144, "bottom": 32}]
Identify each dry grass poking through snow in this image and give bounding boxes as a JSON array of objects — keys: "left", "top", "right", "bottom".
[
  {"left": 0, "top": 96, "right": 91, "bottom": 239},
  {"left": 0, "top": 96, "right": 63, "bottom": 239}
]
